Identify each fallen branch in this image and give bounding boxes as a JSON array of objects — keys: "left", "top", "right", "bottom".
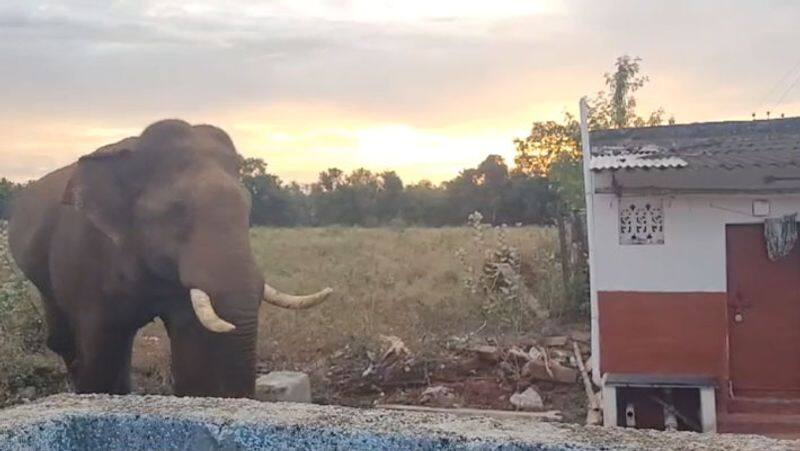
[
  {"left": 376, "top": 404, "right": 562, "bottom": 421},
  {"left": 379, "top": 335, "right": 410, "bottom": 364},
  {"left": 573, "top": 341, "right": 602, "bottom": 425}
]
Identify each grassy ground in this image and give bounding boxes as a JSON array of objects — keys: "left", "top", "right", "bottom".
[{"left": 1, "top": 224, "right": 586, "bottom": 416}]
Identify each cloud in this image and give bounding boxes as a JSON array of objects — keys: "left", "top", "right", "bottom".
[
  {"left": 0, "top": 0, "right": 576, "bottom": 125},
  {"left": 3, "top": 1, "right": 800, "bottom": 184}
]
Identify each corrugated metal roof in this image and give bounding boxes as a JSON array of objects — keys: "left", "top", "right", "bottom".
[
  {"left": 590, "top": 144, "right": 688, "bottom": 170},
  {"left": 589, "top": 118, "right": 800, "bottom": 171}
]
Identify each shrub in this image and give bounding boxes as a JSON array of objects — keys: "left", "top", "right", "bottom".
[
  {"left": 0, "top": 221, "right": 65, "bottom": 405},
  {"left": 455, "top": 212, "right": 549, "bottom": 332}
]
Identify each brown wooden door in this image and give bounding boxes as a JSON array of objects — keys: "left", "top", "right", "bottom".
[{"left": 727, "top": 224, "right": 800, "bottom": 397}]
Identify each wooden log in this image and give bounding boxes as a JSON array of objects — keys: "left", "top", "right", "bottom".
[
  {"left": 522, "top": 359, "right": 578, "bottom": 384},
  {"left": 568, "top": 330, "right": 591, "bottom": 343},
  {"left": 464, "top": 345, "right": 500, "bottom": 362},
  {"left": 539, "top": 336, "right": 568, "bottom": 347},
  {"left": 375, "top": 404, "right": 563, "bottom": 421}
]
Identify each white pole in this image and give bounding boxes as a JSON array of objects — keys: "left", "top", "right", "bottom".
[{"left": 579, "top": 97, "right": 601, "bottom": 386}]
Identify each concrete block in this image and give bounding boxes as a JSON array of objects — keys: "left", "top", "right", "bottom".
[
  {"left": 255, "top": 371, "right": 311, "bottom": 403},
  {"left": 509, "top": 387, "right": 544, "bottom": 411}
]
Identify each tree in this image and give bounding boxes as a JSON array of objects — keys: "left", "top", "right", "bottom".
[
  {"left": 500, "top": 174, "right": 557, "bottom": 225},
  {"left": 588, "top": 56, "right": 669, "bottom": 130},
  {"left": 376, "top": 171, "right": 404, "bottom": 223},
  {"left": 0, "top": 178, "right": 20, "bottom": 220},
  {"left": 239, "top": 157, "right": 303, "bottom": 226},
  {"left": 317, "top": 168, "right": 344, "bottom": 193},
  {"left": 514, "top": 119, "right": 580, "bottom": 177},
  {"left": 441, "top": 155, "right": 515, "bottom": 225},
  {"left": 476, "top": 155, "right": 510, "bottom": 224},
  {"left": 346, "top": 168, "right": 380, "bottom": 226},
  {"left": 400, "top": 180, "right": 448, "bottom": 226},
  {"left": 514, "top": 55, "right": 671, "bottom": 212}
]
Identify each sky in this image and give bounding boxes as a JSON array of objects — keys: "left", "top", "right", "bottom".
[{"left": 2, "top": 0, "right": 800, "bottom": 184}]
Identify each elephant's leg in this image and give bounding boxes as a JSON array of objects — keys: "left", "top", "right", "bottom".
[
  {"left": 71, "top": 324, "right": 137, "bottom": 394},
  {"left": 42, "top": 302, "right": 75, "bottom": 364}
]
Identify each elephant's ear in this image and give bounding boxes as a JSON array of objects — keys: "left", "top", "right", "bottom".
[{"left": 62, "top": 143, "right": 136, "bottom": 246}]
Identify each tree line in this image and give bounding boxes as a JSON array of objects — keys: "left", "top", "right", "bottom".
[
  {"left": 239, "top": 155, "right": 558, "bottom": 227},
  {"left": 0, "top": 55, "right": 668, "bottom": 228}
]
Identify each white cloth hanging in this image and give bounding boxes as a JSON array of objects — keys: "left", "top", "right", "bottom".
[{"left": 764, "top": 213, "right": 798, "bottom": 261}]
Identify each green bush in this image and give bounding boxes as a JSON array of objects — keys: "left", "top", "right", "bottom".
[{"left": 0, "top": 221, "right": 66, "bottom": 406}]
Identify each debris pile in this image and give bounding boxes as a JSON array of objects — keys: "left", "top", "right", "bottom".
[
  {"left": 321, "top": 327, "right": 598, "bottom": 425},
  {"left": 459, "top": 329, "right": 601, "bottom": 423}
]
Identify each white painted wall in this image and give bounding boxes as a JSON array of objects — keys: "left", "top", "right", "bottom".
[{"left": 591, "top": 168, "right": 800, "bottom": 292}]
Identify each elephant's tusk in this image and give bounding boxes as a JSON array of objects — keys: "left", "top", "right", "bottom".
[
  {"left": 190, "top": 288, "right": 236, "bottom": 333},
  {"left": 262, "top": 283, "right": 333, "bottom": 309}
]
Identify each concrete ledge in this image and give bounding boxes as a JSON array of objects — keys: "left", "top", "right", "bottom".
[{"left": 0, "top": 395, "right": 795, "bottom": 450}]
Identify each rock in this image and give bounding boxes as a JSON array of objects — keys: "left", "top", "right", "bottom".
[
  {"left": 18, "top": 387, "right": 35, "bottom": 400},
  {"left": 509, "top": 387, "right": 544, "bottom": 411},
  {"left": 419, "top": 385, "right": 456, "bottom": 407},
  {"left": 255, "top": 371, "right": 311, "bottom": 403}
]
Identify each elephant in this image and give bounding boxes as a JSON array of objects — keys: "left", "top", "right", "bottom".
[{"left": 8, "top": 119, "right": 332, "bottom": 398}]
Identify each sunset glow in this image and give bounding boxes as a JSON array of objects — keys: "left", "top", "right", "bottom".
[{"left": 2, "top": 1, "right": 800, "bottom": 183}]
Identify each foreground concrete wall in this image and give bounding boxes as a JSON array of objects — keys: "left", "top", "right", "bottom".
[{"left": 0, "top": 395, "right": 795, "bottom": 450}]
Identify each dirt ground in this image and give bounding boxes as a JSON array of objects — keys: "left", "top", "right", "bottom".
[{"left": 131, "top": 320, "right": 589, "bottom": 424}]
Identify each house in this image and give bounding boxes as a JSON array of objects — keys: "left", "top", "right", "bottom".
[{"left": 579, "top": 102, "right": 800, "bottom": 436}]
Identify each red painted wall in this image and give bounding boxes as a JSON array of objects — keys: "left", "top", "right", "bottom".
[{"left": 598, "top": 291, "right": 728, "bottom": 382}]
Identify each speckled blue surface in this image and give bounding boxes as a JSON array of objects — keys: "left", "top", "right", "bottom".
[
  {"left": 0, "top": 413, "right": 566, "bottom": 451},
  {"left": 0, "top": 395, "right": 792, "bottom": 451}
]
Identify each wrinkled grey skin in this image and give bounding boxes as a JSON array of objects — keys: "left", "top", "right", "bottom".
[{"left": 9, "top": 119, "right": 265, "bottom": 398}]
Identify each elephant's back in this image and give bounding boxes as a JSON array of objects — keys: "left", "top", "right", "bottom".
[{"left": 8, "top": 164, "right": 76, "bottom": 285}]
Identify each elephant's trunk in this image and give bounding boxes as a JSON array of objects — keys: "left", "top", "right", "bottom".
[{"left": 171, "top": 240, "right": 263, "bottom": 397}]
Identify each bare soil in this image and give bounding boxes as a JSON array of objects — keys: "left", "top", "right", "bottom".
[{"left": 131, "top": 320, "right": 589, "bottom": 424}]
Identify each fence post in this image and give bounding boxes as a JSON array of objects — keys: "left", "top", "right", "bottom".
[{"left": 557, "top": 213, "right": 571, "bottom": 308}]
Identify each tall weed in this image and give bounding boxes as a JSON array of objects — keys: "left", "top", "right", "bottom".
[{"left": 455, "top": 212, "right": 550, "bottom": 332}]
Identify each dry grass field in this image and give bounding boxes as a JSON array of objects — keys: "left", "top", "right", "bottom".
[
  {"left": 2, "top": 224, "right": 586, "bottom": 416},
  {"left": 132, "top": 226, "right": 585, "bottom": 410},
  {"left": 255, "top": 226, "right": 563, "bottom": 354},
  {"left": 136, "top": 226, "right": 565, "bottom": 367}
]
